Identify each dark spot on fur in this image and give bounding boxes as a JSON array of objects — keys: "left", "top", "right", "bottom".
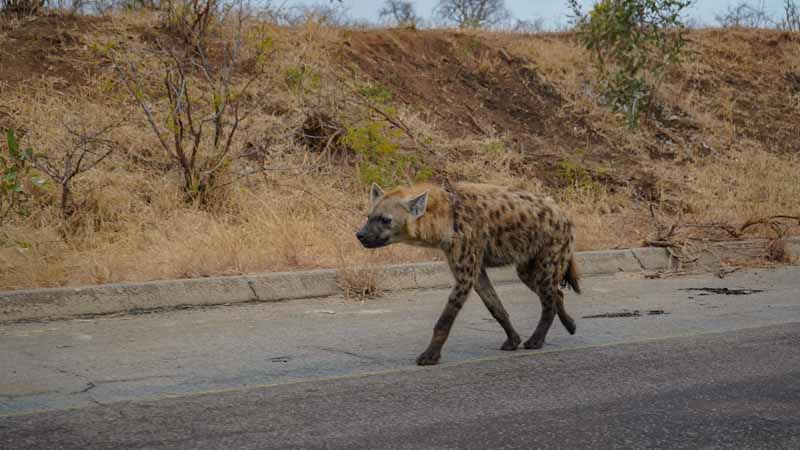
[{"left": 538, "top": 210, "right": 549, "bottom": 222}]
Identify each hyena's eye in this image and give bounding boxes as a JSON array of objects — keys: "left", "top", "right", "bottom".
[{"left": 379, "top": 216, "right": 392, "bottom": 225}]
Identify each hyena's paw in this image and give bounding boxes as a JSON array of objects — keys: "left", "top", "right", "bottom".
[
  {"left": 500, "top": 334, "right": 521, "bottom": 351},
  {"left": 523, "top": 336, "right": 545, "bottom": 350},
  {"left": 416, "top": 349, "right": 441, "bottom": 366}
]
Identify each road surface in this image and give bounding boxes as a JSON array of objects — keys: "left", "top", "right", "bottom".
[{"left": 2, "top": 266, "right": 799, "bottom": 449}]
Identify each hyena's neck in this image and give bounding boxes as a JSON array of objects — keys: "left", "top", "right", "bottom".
[{"left": 405, "top": 185, "right": 454, "bottom": 248}]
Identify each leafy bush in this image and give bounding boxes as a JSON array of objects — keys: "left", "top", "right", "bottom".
[
  {"left": 343, "top": 121, "right": 429, "bottom": 187},
  {"left": 357, "top": 83, "right": 393, "bottom": 104},
  {"left": 1, "top": 129, "right": 45, "bottom": 223},
  {"left": 568, "top": 0, "right": 692, "bottom": 128},
  {"left": 284, "top": 65, "right": 321, "bottom": 93}
]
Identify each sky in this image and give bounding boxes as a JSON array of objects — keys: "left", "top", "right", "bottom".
[{"left": 279, "top": 0, "right": 789, "bottom": 28}]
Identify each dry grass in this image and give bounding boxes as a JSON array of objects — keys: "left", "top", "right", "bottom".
[{"left": 1, "top": 12, "right": 798, "bottom": 291}]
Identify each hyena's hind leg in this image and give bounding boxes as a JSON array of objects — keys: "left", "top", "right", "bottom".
[
  {"left": 475, "top": 268, "right": 521, "bottom": 351},
  {"left": 555, "top": 289, "right": 576, "bottom": 335},
  {"left": 516, "top": 259, "right": 563, "bottom": 350}
]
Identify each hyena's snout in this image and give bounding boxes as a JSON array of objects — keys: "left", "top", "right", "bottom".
[
  {"left": 356, "top": 223, "right": 388, "bottom": 249},
  {"left": 355, "top": 226, "right": 369, "bottom": 245}
]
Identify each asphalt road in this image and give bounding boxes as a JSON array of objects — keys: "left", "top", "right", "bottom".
[{"left": 2, "top": 267, "right": 800, "bottom": 449}]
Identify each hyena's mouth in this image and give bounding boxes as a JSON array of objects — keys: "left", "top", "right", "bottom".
[{"left": 358, "top": 237, "right": 390, "bottom": 249}]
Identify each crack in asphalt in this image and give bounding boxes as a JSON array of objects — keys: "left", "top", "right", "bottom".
[
  {"left": 305, "top": 345, "right": 380, "bottom": 361},
  {"left": 68, "top": 382, "right": 96, "bottom": 395},
  {"left": 246, "top": 280, "right": 261, "bottom": 302},
  {"left": 629, "top": 249, "right": 647, "bottom": 270}
]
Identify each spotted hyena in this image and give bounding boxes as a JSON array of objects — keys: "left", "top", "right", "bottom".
[{"left": 356, "top": 182, "right": 581, "bottom": 366}]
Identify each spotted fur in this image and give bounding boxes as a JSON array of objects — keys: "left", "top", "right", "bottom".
[{"left": 356, "top": 182, "right": 581, "bottom": 366}]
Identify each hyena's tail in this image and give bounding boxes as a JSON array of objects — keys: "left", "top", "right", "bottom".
[{"left": 562, "top": 257, "right": 581, "bottom": 294}]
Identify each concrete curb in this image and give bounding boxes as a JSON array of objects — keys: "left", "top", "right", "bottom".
[{"left": 2, "top": 238, "right": 798, "bottom": 323}]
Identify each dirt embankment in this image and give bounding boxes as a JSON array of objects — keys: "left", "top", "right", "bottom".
[
  {"left": 341, "top": 30, "right": 607, "bottom": 185},
  {"left": 340, "top": 27, "right": 800, "bottom": 196}
]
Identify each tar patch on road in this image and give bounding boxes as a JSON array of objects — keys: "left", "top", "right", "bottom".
[
  {"left": 582, "top": 310, "right": 668, "bottom": 319},
  {"left": 681, "top": 287, "right": 765, "bottom": 296}
]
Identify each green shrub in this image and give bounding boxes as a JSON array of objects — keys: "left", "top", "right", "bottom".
[
  {"left": 343, "top": 121, "right": 429, "bottom": 186},
  {"left": 1, "top": 129, "right": 45, "bottom": 223},
  {"left": 357, "top": 83, "right": 393, "bottom": 104},
  {"left": 284, "top": 65, "right": 321, "bottom": 93},
  {"left": 568, "top": 0, "right": 692, "bottom": 128},
  {"left": 556, "top": 151, "right": 606, "bottom": 195}
]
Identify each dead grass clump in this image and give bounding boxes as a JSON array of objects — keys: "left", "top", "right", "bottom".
[
  {"left": 766, "top": 238, "right": 791, "bottom": 263},
  {"left": 337, "top": 266, "right": 382, "bottom": 301},
  {"left": 295, "top": 110, "right": 348, "bottom": 156}
]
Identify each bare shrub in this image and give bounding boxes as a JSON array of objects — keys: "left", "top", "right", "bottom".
[
  {"left": 115, "top": 5, "right": 270, "bottom": 206},
  {"left": 510, "top": 17, "right": 547, "bottom": 33},
  {"left": 163, "top": 0, "right": 219, "bottom": 49},
  {"left": 296, "top": 111, "right": 347, "bottom": 156},
  {"left": 31, "top": 122, "right": 119, "bottom": 229},
  {"left": 379, "top": 0, "right": 418, "bottom": 27},
  {"left": 715, "top": 1, "right": 774, "bottom": 28},
  {"left": 283, "top": 1, "right": 350, "bottom": 27},
  {"left": 766, "top": 238, "right": 790, "bottom": 262},
  {"left": 781, "top": 0, "right": 800, "bottom": 31},
  {"left": 434, "top": 0, "right": 510, "bottom": 29},
  {"left": 1, "top": 0, "right": 45, "bottom": 15},
  {"left": 117, "top": 48, "right": 250, "bottom": 205}
]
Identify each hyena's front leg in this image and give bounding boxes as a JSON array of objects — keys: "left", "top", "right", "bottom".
[
  {"left": 417, "top": 255, "right": 479, "bottom": 366},
  {"left": 416, "top": 280, "right": 474, "bottom": 365}
]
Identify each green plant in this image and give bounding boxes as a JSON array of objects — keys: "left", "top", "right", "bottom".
[
  {"left": 343, "top": 121, "right": 430, "bottom": 186},
  {"left": 556, "top": 156, "right": 602, "bottom": 194},
  {"left": 462, "top": 35, "right": 482, "bottom": 55},
  {"left": 357, "top": 83, "right": 393, "bottom": 104},
  {"left": 284, "top": 65, "right": 321, "bottom": 93},
  {"left": 568, "top": 0, "right": 692, "bottom": 128},
  {"left": 415, "top": 167, "right": 434, "bottom": 182},
  {"left": 480, "top": 139, "right": 506, "bottom": 157},
  {"left": 1, "top": 129, "right": 45, "bottom": 223}
]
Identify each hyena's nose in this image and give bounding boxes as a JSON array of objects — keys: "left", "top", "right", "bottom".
[{"left": 356, "top": 229, "right": 367, "bottom": 242}]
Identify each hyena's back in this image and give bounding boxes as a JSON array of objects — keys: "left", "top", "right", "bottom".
[{"left": 454, "top": 183, "right": 576, "bottom": 279}]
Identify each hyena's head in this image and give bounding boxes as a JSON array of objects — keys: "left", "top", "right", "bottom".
[{"left": 356, "top": 183, "right": 428, "bottom": 249}]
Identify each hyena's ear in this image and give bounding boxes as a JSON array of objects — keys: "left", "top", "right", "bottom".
[
  {"left": 408, "top": 191, "right": 428, "bottom": 219},
  {"left": 370, "top": 183, "right": 385, "bottom": 206}
]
